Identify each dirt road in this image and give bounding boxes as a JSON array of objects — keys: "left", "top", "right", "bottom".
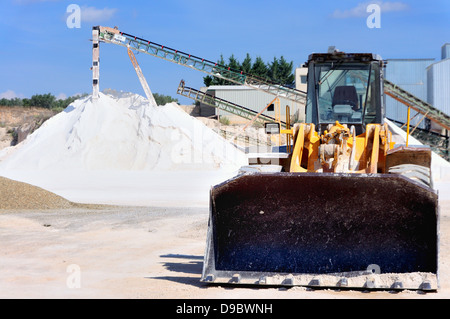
[{"left": 1, "top": 199, "right": 449, "bottom": 300}]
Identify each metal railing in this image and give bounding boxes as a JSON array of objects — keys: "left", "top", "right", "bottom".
[
  {"left": 177, "top": 80, "right": 286, "bottom": 127},
  {"left": 384, "top": 79, "right": 450, "bottom": 131},
  {"left": 98, "top": 27, "right": 306, "bottom": 105}
]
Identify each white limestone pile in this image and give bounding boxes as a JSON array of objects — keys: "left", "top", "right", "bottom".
[{"left": 0, "top": 90, "right": 247, "bottom": 172}]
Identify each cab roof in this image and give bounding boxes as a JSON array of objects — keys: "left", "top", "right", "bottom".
[{"left": 307, "top": 52, "right": 383, "bottom": 65}]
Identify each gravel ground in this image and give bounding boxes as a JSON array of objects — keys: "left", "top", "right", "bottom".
[{"left": 1, "top": 176, "right": 449, "bottom": 300}]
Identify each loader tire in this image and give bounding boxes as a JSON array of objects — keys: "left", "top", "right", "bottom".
[{"left": 388, "top": 164, "right": 432, "bottom": 188}]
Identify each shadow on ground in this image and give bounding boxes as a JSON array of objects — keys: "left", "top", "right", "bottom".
[{"left": 147, "top": 254, "right": 207, "bottom": 288}]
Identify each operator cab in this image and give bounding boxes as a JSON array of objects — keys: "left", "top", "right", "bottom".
[{"left": 305, "top": 52, "right": 385, "bottom": 135}]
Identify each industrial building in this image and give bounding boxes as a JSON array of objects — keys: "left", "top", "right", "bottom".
[
  {"left": 295, "top": 67, "right": 308, "bottom": 93},
  {"left": 384, "top": 58, "right": 434, "bottom": 129},
  {"left": 427, "top": 45, "right": 450, "bottom": 125},
  {"left": 385, "top": 43, "right": 450, "bottom": 133},
  {"left": 199, "top": 85, "right": 305, "bottom": 125}
]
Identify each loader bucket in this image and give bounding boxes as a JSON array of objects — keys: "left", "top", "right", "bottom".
[{"left": 201, "top": 172, "right": 439, "bottom": 290}]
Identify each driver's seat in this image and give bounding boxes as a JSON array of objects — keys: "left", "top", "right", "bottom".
[{"left": 332, "top": 86, "right": 359, "bottom": 110}]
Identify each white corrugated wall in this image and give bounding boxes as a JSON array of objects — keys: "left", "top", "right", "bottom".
[
  {"left": 428, "top": 59, "right": 450, "bottom": 117},
  {"left": 209, "top": 86, "right": 305, "bottom": 124}
]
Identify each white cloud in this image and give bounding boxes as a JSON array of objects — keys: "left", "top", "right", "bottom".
[
  {"left": 0, "top": 90, "right": 24, "bottom": 99},
  {"left": 332, "top": 1, "right": 409, "bottom": 19},
  {"left": 56, "top": 93, "right": 67, "bottom": 100},
  {"left": 81, "top": 6, "right": 117, "bottom": 23}
]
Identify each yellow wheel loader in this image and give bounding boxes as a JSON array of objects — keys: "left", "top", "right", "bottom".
[{"left": 201, "top": 51, "right": 439, "bottom": 290}]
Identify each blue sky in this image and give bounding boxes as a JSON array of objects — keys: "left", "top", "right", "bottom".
[{"left": 0, "top": 0, "right": 449, "bottom": 104}]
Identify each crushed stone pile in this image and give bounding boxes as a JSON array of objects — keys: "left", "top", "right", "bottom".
[
  {"left": 0, "top": 176, "right": 74, "bottom": 210},
  {"left": 0, "top": 90, "right": 247, "bottom": 171}
]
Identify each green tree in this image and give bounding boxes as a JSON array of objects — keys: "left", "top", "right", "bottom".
[
  {"left": 0, "top": 93, "right": 88, "bottom": 111},
  {"left": 268, "top": 57, "right": 280, "bottom": 83},
  {"left": 250, "top": 56, "right": 268, "bottom": 79},
  {"left": 153, "top": 93, "right": 179, "bottom": 105},
  {"left": 0, "top": 97, "right": 23, "bottom": 106},
  {"left": 202, "top": 54, "right": 295, "bottom": 86},
  {"left": 276, "top": 56, "right": 295, "bottom": 87},
  {"left": 241, "top": 53, "right": 252, "bottom": 74},
  {"left": 204, "top": 55, "right": 230, "bottom": 86},
  {"left": 22, "top": 98, "right": 31, "bottom": 107},
  {"left": 30, "top": 93, "right": 55, "bottom": 109},
  {"left": 227, "top": 54, "right": 241, "bottom": 72},
  {"left": 11, "top": 97, "right": 23, "bottom": 106},
  {"left": 203, "top": 75, "right": 214, "bottom": 87},
  {"left": 51, "top": 94, "right": 87, "bottom": 111}
]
